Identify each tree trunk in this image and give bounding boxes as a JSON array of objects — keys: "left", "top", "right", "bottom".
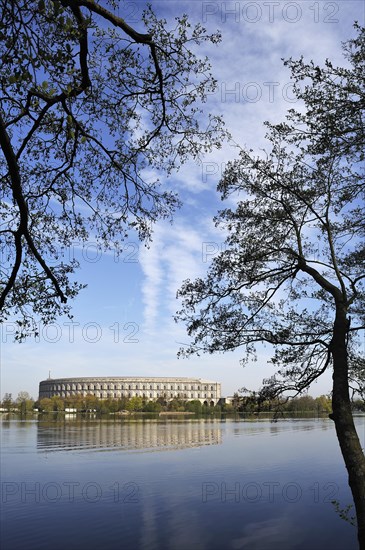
[{"left": 331, "top": 304, "right": 365, "bottom": 549}]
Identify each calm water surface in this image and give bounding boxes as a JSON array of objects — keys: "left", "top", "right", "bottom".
[{"left": 1, "top": 415, "right": 364, "bottom": 550}]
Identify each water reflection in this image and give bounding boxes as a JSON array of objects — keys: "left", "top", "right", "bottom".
[
  {"left": 36, "top": 418, "right": 222, "bottom": 453},
  {"left": 231, "top": 417, "right": 333, "bottom": 437},
  {"left": 2, "top": 416, "right": 363, "bottom": 550}
]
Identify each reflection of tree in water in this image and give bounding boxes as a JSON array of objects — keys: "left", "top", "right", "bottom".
[{"left": 37, "top": 419, "right": 222, "bottom": 452}]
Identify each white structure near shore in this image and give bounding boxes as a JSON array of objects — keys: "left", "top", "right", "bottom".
[{"left": 39, "top": 377, "right": 221, "bottom": 405}]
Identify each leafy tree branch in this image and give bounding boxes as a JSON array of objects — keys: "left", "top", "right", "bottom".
[{"left": 0, "top": 0, "right": 226, "bottom": 337}]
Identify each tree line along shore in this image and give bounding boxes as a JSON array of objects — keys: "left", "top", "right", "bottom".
[{"left": 2, "top": 392, "right": 364, "bottom": 415}]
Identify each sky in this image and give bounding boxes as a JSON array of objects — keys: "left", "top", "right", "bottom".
[{"left": 1, "top": 0, "right": 364, "bottom": 401}]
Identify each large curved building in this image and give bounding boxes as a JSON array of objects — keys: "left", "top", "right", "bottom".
[{"left": 39, "top": 376, "right": 221, "bottom": 405}]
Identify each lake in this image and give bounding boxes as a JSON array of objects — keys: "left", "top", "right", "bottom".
[{"left": 1, "top": 415, "right": 364, "bottom": 549}]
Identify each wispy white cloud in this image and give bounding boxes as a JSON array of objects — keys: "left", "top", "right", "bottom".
[{"left": 139, "top": 216, "right": 216, "bottom": 334}]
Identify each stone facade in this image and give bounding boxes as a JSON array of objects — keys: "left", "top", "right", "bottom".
[{"left": 39, "top": 376, "right": 221, "bottom": 405}]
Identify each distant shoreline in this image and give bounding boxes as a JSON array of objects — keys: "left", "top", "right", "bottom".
[{"left": 158, "top": 411, "right": 195, "bottom": 416}]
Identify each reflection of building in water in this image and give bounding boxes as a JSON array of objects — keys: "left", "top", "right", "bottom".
[
  {"left": 39, "top": 376, "right": 221, "bottom": 405},
  {"left": 37, "top": 420, "right": 222, "bottom": 452}
]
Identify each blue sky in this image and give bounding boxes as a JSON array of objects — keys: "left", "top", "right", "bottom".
[{"left": 1, "top": 0, "right": 364, "bottom": 400}]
